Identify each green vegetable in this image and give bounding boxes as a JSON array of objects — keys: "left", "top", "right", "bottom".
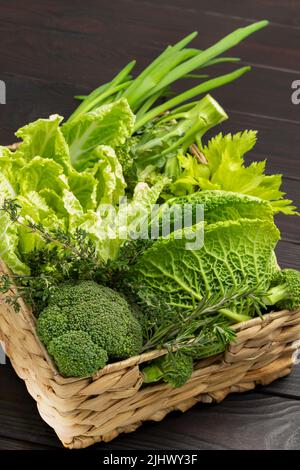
[
  {"left": 89, "top": 145, "right": 126, "bottom": 206},
  {"left": 143, "top": 351, "right": 194, "bottom": 388},
  {"left": 15, "top": 114, "right": 69, "bottom": 168},
  {"left": 125, "top": 218, "right": 280, "bottom": 318},
  {"left": 262, "top": 269, "right": 300, "bottom": 311},
  {"left": 62, "top": 99, "right": 135, "bottom": 171},
  {"left": 169, "top": 132, "right": 298, "bottom": 215},
  {"left": 48, "top": 331, "right": 108, "bottom": 378},
  {"left": 37, "top": 281, "right": 143, "bottom": 376},
  {"left": 0, "top": 155, "right": 68, "bottom": 274},
  {"left": 75, "top": 176, "right": 168, "bottom": 262},
  {"left": 0, "top": 168, "right": 29, "bottom": 275},
  {"left": 0, "top": 108, "right": 173, "bottom": 272},
  {"left": 130, "top": 94, "right": 227, "bottom": 174},
  {"left": 155, "top": 190, "right": 274, "bottom": 237},
  {"left": 70, "top": 21, "right": 268, "bottom": 128},
  {"left": 218, "top": 308, "right": 251, "bottom": 323},
  {"left": 67, "top": 22, "right": 271, "bottom": 183}
]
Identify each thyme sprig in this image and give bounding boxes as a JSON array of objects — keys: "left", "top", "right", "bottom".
[{"left": 0, "top": 199, "right": 107, "bottom": 313}]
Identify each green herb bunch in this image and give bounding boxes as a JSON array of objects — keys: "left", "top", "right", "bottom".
[{"left": 0, "top": 199, "right": 108, "bottom": 313}]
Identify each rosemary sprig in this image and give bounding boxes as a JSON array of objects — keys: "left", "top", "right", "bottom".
[{"left": 141, "top": 283, "right": 265, "bottom": 353}]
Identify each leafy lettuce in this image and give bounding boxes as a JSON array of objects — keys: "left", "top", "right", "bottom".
[
  {"left": 0, "top": 168, "right": 29, "bottom": 275},
  {"left": 62, "top": 99, "right": 135, "bottom": 171},
  {"left": 0, "top": 106, "right": 166, "bottom": 273},
  {"left": 15, "top": 114, "right": 70, "bottom": 168}
]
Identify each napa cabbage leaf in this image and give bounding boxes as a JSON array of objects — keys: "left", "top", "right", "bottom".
[{"left": 62, "top": 99, "right": 135, "bottom": 171}]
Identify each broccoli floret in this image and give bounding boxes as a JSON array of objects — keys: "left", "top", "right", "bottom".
[
  {"left": 48, "top": 281, "right": 109, "bottom": 308},
  {"left": 48, "top": 331, "right": 108, "bottom": 377},
  {"left": 143, "top": 351, "right": 193, "bottom": 388},
  {"left": 67, "top": 299, "right": 142, "bottom": 359},
  {"left": 262, "top": 269, "right": 300, "bottom": 310},
  {"left": 37, "top": 281, "right": 143, "bottom": 377},
  {"left": 36, "top": 305, "right": 69, "bottom": 346}
]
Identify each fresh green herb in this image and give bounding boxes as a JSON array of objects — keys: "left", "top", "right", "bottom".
[
  {"left": 69, "top": 21, "right": 268, "bottom": 128},
  {"left": 141, "top": 285, "right": 259, "bottom": 387},
  {"left": 0, "top": 199, "right": 107, "bottom": 312},
  {"left": 141, "top": 284, "right": 263, "bottom": 353}
]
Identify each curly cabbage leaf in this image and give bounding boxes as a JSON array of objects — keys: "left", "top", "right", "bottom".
[
  {"left": 126, "top": 218, "right": 280, "bottom": 315},
  {"left": 171, "top": 190, "right": 274, "bottom": 224}
]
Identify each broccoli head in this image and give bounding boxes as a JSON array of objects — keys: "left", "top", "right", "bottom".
[
  {"left": 143, "top": 351, "right": 193, "bottom": 388},
  {"left": 262, "top": 268, "right": 300, "bottom": 310},
  {"left": 48, "top": 331, "right": 108, "bottom": 377},
  {"left": 37, "top": 281, "right": 143, "bottom": 377}
]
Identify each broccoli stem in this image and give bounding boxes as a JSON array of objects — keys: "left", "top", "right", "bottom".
[
  {"left": 218, "top": 308, "right": 251, "bottom": 323},
  {"left": 262, "top": 284, "right": 288, "bottom": 305},
  {"left": 142, "top": 363, "right": 164, "bottom": 384}
]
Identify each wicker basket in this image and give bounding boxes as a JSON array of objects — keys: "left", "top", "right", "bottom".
[{"left": 0, "top": 261, "right": 300, "bottom": 449}]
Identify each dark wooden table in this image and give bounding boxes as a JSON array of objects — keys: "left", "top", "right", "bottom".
[{"left": 0, "top": 0, "right": 299, "bottom": 450}]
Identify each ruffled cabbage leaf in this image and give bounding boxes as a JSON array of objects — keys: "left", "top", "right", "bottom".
[{"left": 125, "top": 218, "right": 280, "bottom": 316}]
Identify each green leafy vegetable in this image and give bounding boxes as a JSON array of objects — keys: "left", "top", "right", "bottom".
[
  {"left": 168, "top": 131, "right": 299, "bottom": 215},
  {"left": 131, "top": 94, "right": 228, "bottom": 174},
  {"left": 89, "top": 145, "right": 126, "bottom": 206},
  {"left": 62, "top": 99, "right": 135, "bottom": 171},
  {"left": 15, "top": 114, "right": 70, "bottom": 168},
  {"left": 71, "top": 21, "right": 268, "bottom": 129},
  {"left": 202, "top": 132, "right": 298, "bottom": 215},
  {"left": 167, "top": 190, "right": 274, "bottom": 227},
  {"left": 125, "top": 218, "right": 280, "bottom": 318}
]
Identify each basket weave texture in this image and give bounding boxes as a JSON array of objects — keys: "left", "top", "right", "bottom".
[{"left": 0, "top": 261, "right": 300, "bottom": 449}]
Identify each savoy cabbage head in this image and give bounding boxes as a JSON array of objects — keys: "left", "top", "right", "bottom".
[{"left": 125, "top": 217, "right": 280, "bottom": 319}]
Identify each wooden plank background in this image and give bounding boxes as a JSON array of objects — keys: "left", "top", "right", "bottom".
[{"left": 0, "top": 0, "right": 299, "bottom": 450}]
